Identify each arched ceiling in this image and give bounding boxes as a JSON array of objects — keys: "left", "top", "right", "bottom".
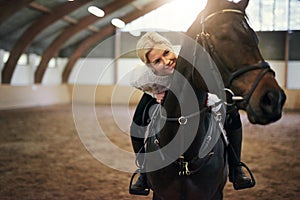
[{"left": 0, "top": 0, "right": 172, "bottom": 83}]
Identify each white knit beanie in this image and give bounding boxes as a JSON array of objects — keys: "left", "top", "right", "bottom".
[{"left": 136, "top": 32, "right": 174, "bottom": 64}]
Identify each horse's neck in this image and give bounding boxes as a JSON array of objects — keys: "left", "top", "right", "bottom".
[
  {"left": 164, "top": 56, "right": 207, "bottom": 115},
  {"left": 159, "top": 56, "right": 208, "bottom": 157}
]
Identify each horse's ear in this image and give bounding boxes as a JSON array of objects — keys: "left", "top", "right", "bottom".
[{"left": 238, "top": 0, "right": 249, "bottom": 11}]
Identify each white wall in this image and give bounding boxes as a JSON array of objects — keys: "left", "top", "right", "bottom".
[
  {"left": 287, "top": 61, "right": 300, "bottom": 89},
  {"left": 42, "top": 58, "right": 68, "bottom": 84},
  {"left": 0, "top": 49, "right": 4, "bottom": 83},
  {"left": 69, "top": 58, "right": 115, "bottom": 85},
  {"left": 68, "top": 57, "right": 142, "bottom": 86},
  {"left": 267, "top": 60, "right": 300, "bottom": 89},
  {"left": 267, "top": 60, "right": 286, "bottom": 88},
  {"left": 7, "top": 54, "right": 68, "bottom": 85},
  {"left": 11, "top": 64, "right": 33, "bottom": 85}
]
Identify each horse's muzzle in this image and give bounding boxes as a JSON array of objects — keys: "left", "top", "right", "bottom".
[{"left": 249, "top": 89, "right": 286, "bottom": 125}]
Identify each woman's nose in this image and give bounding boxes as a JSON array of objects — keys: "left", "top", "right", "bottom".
[{"left": 161, "top": 56, "right": 169, "bottom": 65}]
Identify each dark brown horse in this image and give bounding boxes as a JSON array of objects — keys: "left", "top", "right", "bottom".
[{"left": 143, "top": 0, "right": 286, "bottom": 199}]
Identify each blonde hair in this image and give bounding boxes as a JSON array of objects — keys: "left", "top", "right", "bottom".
[{"left": 136, "top": 32, "right": 173, "bottom": 64}]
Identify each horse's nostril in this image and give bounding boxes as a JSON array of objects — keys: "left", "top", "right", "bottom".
[
  {"left": 262, "top": 91, "right": 274, "bottom": 106},
  {"left": 261, "top": 90, "right": 286, "bottom": 115}
]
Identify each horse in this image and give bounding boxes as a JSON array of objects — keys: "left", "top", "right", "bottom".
[{"left": 134, "top": 0, "right": 286, "bottom": 199}]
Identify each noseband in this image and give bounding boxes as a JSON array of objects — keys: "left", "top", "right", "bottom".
[{"left": 198, "top": 9, "right": 275, "bottom": 106}]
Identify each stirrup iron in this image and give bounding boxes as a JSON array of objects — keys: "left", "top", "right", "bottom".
[
  {"left": 233, "top": 162, "right": 256, "bottom": 190},
  {"left": 129, "top": 169, "right": 150, "bottom": 196}
]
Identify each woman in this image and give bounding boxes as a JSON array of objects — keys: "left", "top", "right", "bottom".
[{"left": 129, "top": 32, "right": 252, "bottom": 195}]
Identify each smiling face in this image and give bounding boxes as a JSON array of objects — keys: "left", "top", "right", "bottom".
[{"left": 147, "top": 47, "right": 177, "bottom": 76}]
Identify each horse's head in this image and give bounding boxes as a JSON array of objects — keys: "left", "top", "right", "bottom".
[{"left": 188, "top": 0, "right": 286, "bottom": 125}]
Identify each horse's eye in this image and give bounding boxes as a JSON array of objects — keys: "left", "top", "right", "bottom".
[
  {"left": 216, "top": 32, "right": 230, "bottom": 40},
  {"left": 241, "top": 21, "right": 259, "bottom": 45}
]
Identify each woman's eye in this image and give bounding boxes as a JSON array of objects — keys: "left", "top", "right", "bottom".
[
  {"left": 154, "top": 59, "right": 160, "bottom": 64},
  {"left": 163, "top": 50, "right": 170, "bottom": 56}
]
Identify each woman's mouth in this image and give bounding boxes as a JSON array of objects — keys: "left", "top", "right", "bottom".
[{"left": 169, "top": 60, "right": 176, "bottom": 68}]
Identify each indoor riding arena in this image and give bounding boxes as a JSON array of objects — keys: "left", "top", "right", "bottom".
[{"left": 0, "top": 0, "right": 299, "bottom": 200}]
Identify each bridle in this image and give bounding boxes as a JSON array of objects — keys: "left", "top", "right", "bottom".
[{"left": 199, "top": 9, "right": 275, "bottom": 106}]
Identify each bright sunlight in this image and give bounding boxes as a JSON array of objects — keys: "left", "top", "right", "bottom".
[{"left": 122, "top": 0, "right": 208, "bottom": 33}]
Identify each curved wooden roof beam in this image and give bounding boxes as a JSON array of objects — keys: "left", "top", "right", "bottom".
[
  {"left": 1, "top": 0, "right": 92, "bottom": 84},
  {"left": 0, "top": 0, "right": 34, "bottom": 24},
  {"left": 34, "top": 0, "right": 135, "bottom": 83},
  {"left": 62, "top": 0, "right": 172, "bottom": 83}
]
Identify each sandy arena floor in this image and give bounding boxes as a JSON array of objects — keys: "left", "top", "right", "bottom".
[{"left": 0, "top": 104, "right": 299, "bottom": 200}]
